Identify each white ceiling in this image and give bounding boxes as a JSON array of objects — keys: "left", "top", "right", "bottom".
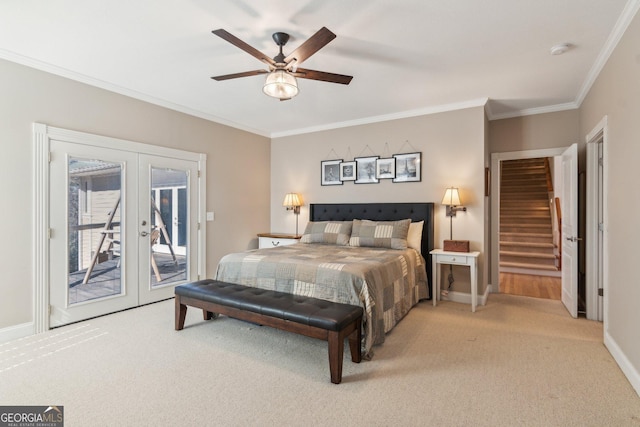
[{"left": 1, "top": 0, "right": 637, "bottom": 137}]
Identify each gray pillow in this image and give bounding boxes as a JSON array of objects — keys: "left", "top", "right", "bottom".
[
  {"left": 300, "top": 221, "right": 352, "bottom": 245},
  {"left": 349, "top": 218, "right": 411, "bottom": 249}
]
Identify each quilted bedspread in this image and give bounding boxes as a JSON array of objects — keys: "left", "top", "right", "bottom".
[{"left": 215, "top": 243, "right": 428, "bottom": 356}]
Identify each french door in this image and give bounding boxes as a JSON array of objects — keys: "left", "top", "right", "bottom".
[{"left": 47, "top": 135, "right": 203, "bottom": 327}]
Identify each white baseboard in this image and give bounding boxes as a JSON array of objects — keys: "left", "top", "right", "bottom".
[
  {"left": 604, "top": 330, "right": 640, "bottom": 397},
  {"left": 0, "top": 322, "right": 34, "bottom": 344},
  {"left": 441, "top": 285, "right": 492, "bottom": 307}
]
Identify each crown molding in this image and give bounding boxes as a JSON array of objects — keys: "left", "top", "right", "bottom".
[
  {"left": 270, "top": 98, "right": 489, "bottom": 138},
  {"left": 575, "top": 0, "right": 640, "bottom": 107},
  {"left": 488, "top": 102, "right": 579, "bottom": 121},
  {"left": 0, "top": 49, "right": 271, "bottom": 138}
]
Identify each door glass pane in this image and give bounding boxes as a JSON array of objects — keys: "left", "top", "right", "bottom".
[
  {"left": 68, "top": 158, "right": 122, "bottom": 304},
  {"left": 150, "top": 168, "right": 188, "bottom": 287}
]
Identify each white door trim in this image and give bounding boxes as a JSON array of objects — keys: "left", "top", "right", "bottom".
[
  {"left": 33, "top": 123, "right": 207, "bottom": 333},
  {"left": 585, "top": 116, "right": 608, "bottom": 322},
  {"left": 490, "top": 147, "right": 568, "bottom": 293}
]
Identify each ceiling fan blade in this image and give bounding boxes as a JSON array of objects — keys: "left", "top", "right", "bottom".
[
  {"left": 292, "top": 67, "right": 353, "bottom": 85},
  {"left": 212, "top": 29, "right": 276, "bottom": 66},
  {"left": 284, "top": 27, "right": 336, "bottom": 65},
  {"left": 211, "top": 69, "right": 269, "bottom": 81}
]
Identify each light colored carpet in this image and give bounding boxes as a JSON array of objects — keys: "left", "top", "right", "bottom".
[{"left": 1, "top": 294, "right": 639, "bottom": 426}]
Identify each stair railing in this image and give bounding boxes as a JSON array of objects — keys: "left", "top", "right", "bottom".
[
  {"left": 544, "top": 158, "right": 553, "bottom": 192},
  {"left": 553, "top": 197, "right": 562, "bottom": 269}
]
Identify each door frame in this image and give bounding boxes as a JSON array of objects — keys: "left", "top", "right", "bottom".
[
  {"left": 33, "top": 123, "right": 207, "bottom": 333},
  {"left": 490, "top": 147, "right": 568, "bottom": 293},
  {"left": 585, "top": 116, "right": 608, "bottom": 322}
]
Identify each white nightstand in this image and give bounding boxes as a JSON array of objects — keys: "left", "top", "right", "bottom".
[
  {"left": 430, "top": 249, "right": 480, "bottom": 312},
  {"left": 257, "top": 233, "right": 301, "bottom": 249}
]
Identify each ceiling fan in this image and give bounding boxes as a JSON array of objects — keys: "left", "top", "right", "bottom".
[{"left": 211, "top": 27, "right": 353, "bottom": 101}]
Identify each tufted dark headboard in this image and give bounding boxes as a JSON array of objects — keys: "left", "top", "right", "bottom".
[{"left": 309, "top": 202, "right": 434, "bottom": 298}]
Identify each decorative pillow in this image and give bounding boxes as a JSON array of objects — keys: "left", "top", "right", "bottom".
[
  {"left": 300, "top": 221, "right": 352, "bottom": 245},
  {"left": 407, "top": 220, "right": 424, "bottom": 253},
  {"left": 349, "top": 218, "right": 411, "bottom": 250}
]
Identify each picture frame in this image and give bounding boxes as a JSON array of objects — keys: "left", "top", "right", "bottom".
[
  {"left": 393, "top": 152, "right": 421, "bottom": 183},
  {"left": 376, "top": 157, "right": 396, "bottom": 179},
  {"left": 321, "top": 159, "right": 343, "bottom": 186},
  {"left": 339, "top": 161, "right": 357, "bottom": 181},
  {"left": 354, "top": 156, "right": 379, "bottom": 184}
]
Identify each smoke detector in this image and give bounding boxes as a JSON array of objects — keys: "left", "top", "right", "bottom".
[{"left": 550, "top": 43, "right": 571, "bottom": 55}]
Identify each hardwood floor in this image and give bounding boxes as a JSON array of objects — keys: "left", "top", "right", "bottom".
[{"left": 500, "top": 272, "right": 561, "bottom": 300}]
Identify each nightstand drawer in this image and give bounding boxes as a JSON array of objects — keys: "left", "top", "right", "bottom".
[
  {"left": 258, "top": 235, "right": 300, "bottom": 249},
  {"left": 437, "top": 254, "right": 470, "bottom": 265}
]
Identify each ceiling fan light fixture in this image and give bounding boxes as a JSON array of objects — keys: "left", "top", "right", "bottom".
[{"left": 263, "top": 70, "right": 299, "bottom": 100}]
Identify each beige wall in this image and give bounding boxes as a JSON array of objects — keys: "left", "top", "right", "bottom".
[
  {"left": 579, "top": 10, "right": 640, "bottom": 391},
  {"left": 271, "top": 106, "right": 488, "bottom": 295},
  {"left": 489, "top": 109, "right": 580, "bottom": 154},
  {"left": 0, "top": 59, "right": 270, "bottom": 330}
]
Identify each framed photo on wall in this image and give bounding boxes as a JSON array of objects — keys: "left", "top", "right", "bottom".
[
  {"left": 321, "top": 159, "right": 343, "bottom": 186},
  {"left": 355, "top": 156, "right": 379, "bottom": 184},
  {"left": 339, "top": 161, "right": 356, "bottom": 181},
  {"left": 376, "top": 158, "right": 396, "bottom": 179},
  {"left": 393, "top": 152, "right": 421, "bottom": 183}
]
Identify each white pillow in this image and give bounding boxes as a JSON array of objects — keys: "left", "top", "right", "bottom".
[{"left": 407, "top": 221, "right": 424, "bottom": 253}]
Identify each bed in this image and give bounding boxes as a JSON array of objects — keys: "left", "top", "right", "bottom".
[{"left": 215, "top": 202, "right": 434, "bottom": 357}]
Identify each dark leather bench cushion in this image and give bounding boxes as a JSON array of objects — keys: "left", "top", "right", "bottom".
[{"left": 175, "top": 280, "right": 363, "bottom": 332}]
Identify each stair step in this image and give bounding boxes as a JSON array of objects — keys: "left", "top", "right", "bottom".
[
  {"left": 500, "top": 231, "right": 553, "bottom": 237},
  {"left": 502, "top": 163, "right": 545, "bottom": 169},
  {"left": 503, "top": 158, "right": 546, "bottom": 165},
  {"left": 501, "top": 200, "right": 549, "bottom": 206},
  {"left": 499, "top": 261, "right": 559, "bottom": 271},
  {"left": 499, "top": 241, "right": 555, "bottom": 248},
  {"left": 500, "top": 251, "right": 556, "bottom": 259},
  {"left": 501, "top": 177, "right": 547, "bottom": 184},
  {"left": 501, "top": 192, "right": 549, "bottom": 198},
  {"left": 503, "top": 235, "right": 553, "bottom": 244},
  {"left": 501, "top": 219, "right": 551, "bottom": 226},
  {"left": 501, "top": 211, "right": 551, "bottom": 217},
  {"left": 502, "top": 231, "right": 553, "bottom": 237},
  {"left": 500, "top": 206, "right": 550, "bottom": 213}
]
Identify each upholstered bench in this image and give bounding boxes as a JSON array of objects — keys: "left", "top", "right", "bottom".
[{"left": 174, "top": 279, "right": 363, "bottom": 384}]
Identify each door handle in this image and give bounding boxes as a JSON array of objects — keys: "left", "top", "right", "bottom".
[
  {"left": 565, "top": 236, "right": 582, "bottom": 242},
  {"left": 140, "top": 231, "right": 149, "bottom": 237}
]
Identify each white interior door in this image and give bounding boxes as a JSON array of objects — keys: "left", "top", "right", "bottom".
[
  {"left": 561, "top": 143, "right": 579, "bottom": 318},
  {"left": 49, "top": 142, "right": 202, "bottom": 326}
]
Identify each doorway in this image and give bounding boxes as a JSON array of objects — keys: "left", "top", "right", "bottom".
[
  {"left": 34, "top": 124, "right": 206, "bottom": 330},
  {"left": 585, "top": 117, "right": 607, "bottom": 322},
  {"left": 491, "top": 147, "right": 576, "bottom": 308}
]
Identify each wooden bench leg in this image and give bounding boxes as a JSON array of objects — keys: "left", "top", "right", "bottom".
[
  {"left": 327, "top": 330, "right": 345, "bottom": 384},
  {"left": 175, "top": 297, "right": 187, "bottom": 331},
  {"left": 203, "top": 310, "right": 219, "bottom": 320},
  {"left": 348, "top": 318, "right": 362, "bottom": 363}
]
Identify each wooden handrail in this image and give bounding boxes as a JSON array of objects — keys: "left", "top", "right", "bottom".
[
  {"left": 544, "top": 158, "right": 553, "bottom": 192},
  {"left": 555, "top": 197, "right": 562, "bottom": 270}
]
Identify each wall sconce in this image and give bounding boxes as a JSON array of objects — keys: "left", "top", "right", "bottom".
[
  {"left": 441, "top": 187, "right": 467, "bottom": 240},
  {"left": 283, "top": 192, "right": 303, "bottom": 236}
]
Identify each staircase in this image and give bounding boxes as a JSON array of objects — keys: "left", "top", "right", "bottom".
[{"left": 500, "top": 158, "right": 559, "bottom": 273}]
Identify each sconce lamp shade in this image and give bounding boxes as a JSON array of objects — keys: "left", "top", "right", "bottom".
[
  {"left": 263, "top": 70, "right": 299, "bottom": 100},
  {"left": 282, "top": 192, "right": 303, "bottom": 208},
  {"left": 283, "top": 192, "right": 303, "bottom": 236},
  {"left": 441, "top": 187, "right": 462, "bottom": 206}
]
